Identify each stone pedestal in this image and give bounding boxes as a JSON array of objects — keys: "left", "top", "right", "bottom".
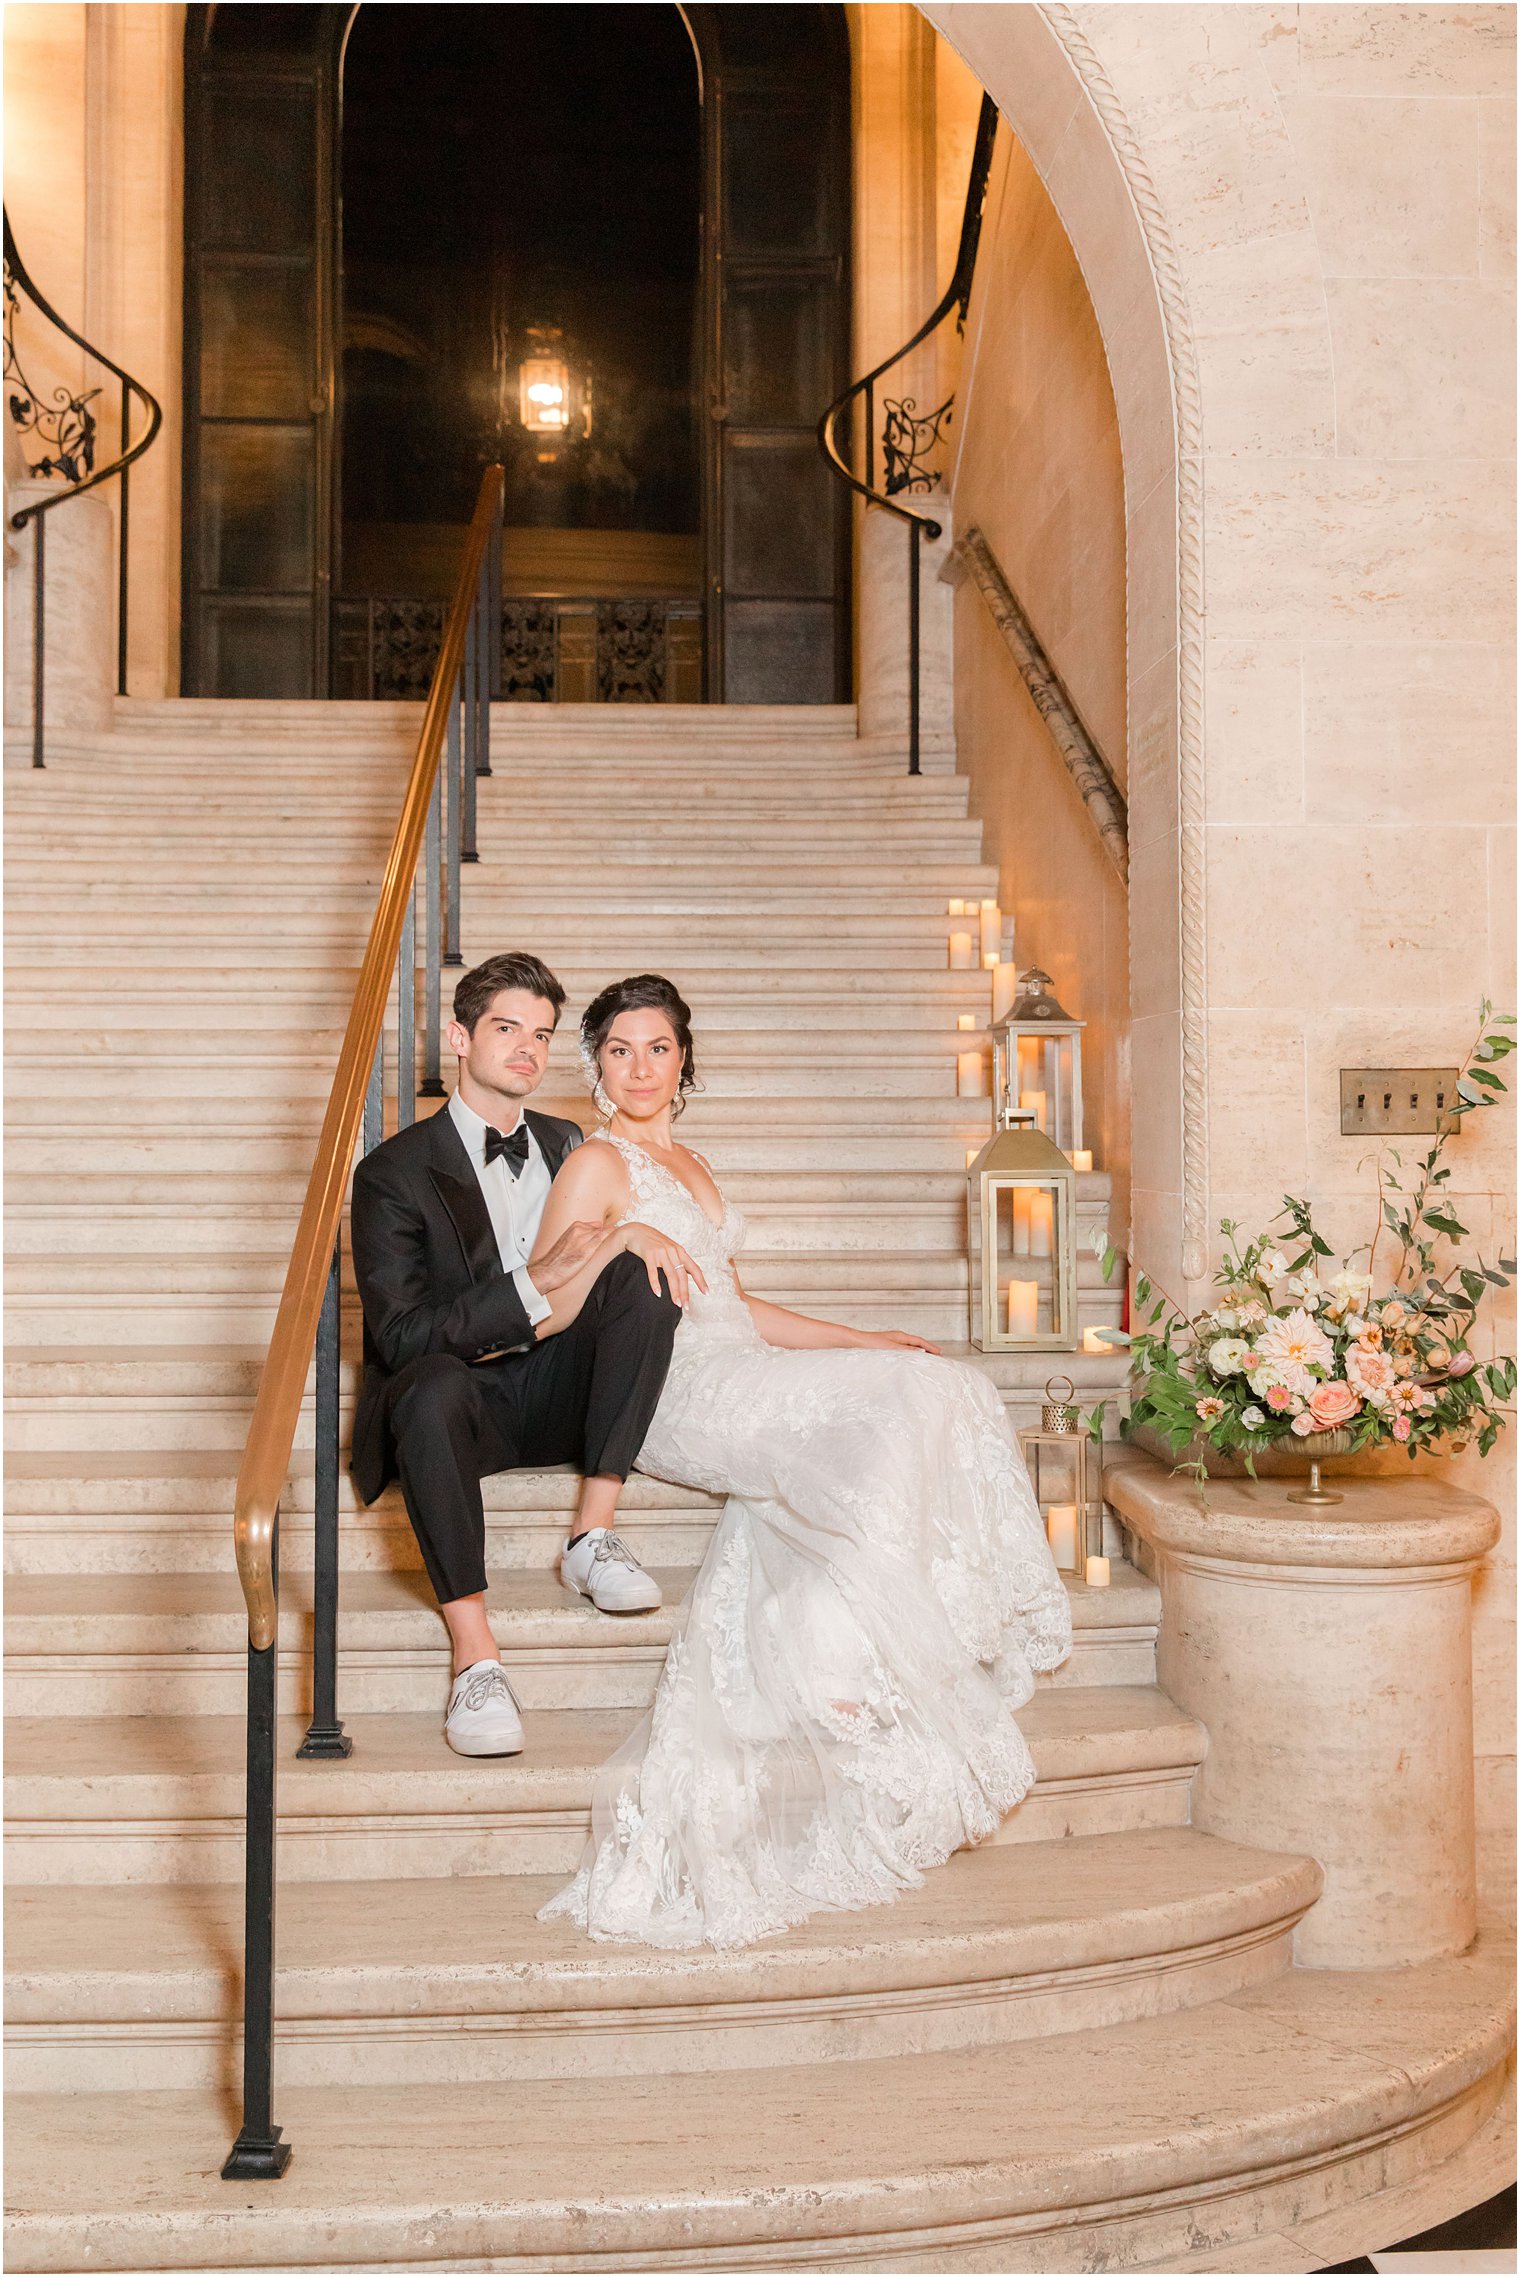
[
  {"left": 4, "top": 479, "right": 115, "bottom": 757},
  {"left": 856, "top": 487, "right": 955, "bottom": 759},
  {"left": 1106, "top": 1454, "right": 1500, "bottom": 1970}
]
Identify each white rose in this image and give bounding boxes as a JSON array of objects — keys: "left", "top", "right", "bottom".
[
  {"left": 1208, "top": 1337, "right": 1253, "bottom": 1376},
  {"left": 1241, "top": 1405, "right": 1266, "bottom": 1430},
  {"left": 1211, "top": 1307, "right": 1239, "bottom": 1334}
]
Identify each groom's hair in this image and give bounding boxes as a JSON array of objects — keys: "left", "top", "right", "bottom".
[{"left": 453, "top": 952, "right": 566, "bottom": 1033}]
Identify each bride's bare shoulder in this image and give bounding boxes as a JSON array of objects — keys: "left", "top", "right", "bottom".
[{"left": 548, "top": 1133, "right": 630, "bottom": 1214}]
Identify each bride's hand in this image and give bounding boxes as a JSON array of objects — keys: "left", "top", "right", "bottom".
[
  {"left": 621, "top": 1221, "right": 709, "bottom": 1307},
  {"left": 861, "top": 1328, "right": 941, "bottom": 1355}
]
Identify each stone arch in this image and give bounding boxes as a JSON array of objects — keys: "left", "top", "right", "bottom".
[{"left": 922, "top": 2, "right": 1207, "bottom": 1285}]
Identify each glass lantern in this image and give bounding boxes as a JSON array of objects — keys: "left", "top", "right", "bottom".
[
  {"left": 967, "top": 1114, "right": 1079, "bottom": 1351},
  {"left": 1018, "top": 1376, "right": 1096, "bottom": 1574},
  {"left": 992, "top": 969, "right": 1085, "bottom": 1157},
  {"left": 518, "top": 326, "right": 591, "bottom": 448}
]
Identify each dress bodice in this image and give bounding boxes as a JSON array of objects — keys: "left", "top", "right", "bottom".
[{"left": 588, "top": 1130, "right": 757, "bottom": 1350}]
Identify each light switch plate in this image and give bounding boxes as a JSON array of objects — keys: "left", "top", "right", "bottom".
[{"left": 1340, "top": 1067, "right": 1460, "bottom": 1136}]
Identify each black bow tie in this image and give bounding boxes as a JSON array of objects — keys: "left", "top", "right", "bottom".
[{"left": 483, "top": 1124, "right": 531, "bottom": 1178}]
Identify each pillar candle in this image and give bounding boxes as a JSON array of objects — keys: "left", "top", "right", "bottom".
[
  {"left": 1029, "top": 1191, "right": 1053, "bottom": 1259},
  {"left": 979, "top": 900, "right": 1001, "bottom": 959},
  {"left": 1070, "top": 1149, "right": 1093, "bottom": 1174},
  {"left": 947, "top": 898, "right": 966, "bottom": 918},
  {"left": 1011, "top": 1188, "right": 1033, "bottom": 1255},
  {"left": 1085, "top": 1555, "right": 1111, "bottom": 1588},
  {"left": 1007, "top": 1279, "right": 1038, "bottom": 1337},
  {"left": 982, "top": 951, "right": 1000, "bottom": 974},
  {"left": 966, "top": 1146, "right": 980, "bottom": 1169},
  {"left": 1082, "top": 1325, "right": 1114, "bottom": 1354},
  {"left": 956, "top": 1013, "right": 976, "bottom": 1032},
  {"left": 992, "top": 962, "right": 1019, "bottom": 1022},
  {"left": 956, "top": 1051, "right": 984, "bottom": 1098},
  {"left": 948, "top": 932, "right": 975, "bottom": 971},
  {"left": 1046, "top": 1503, "right": 1079, "bottom": 1568},
  {"left": 1020, "top": 1089, "right": 1047, "bottom": 1132}
]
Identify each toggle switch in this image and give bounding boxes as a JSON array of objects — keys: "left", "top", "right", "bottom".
[{"left": 1340, "top": 1067, "right": 1460, "bottom": 1136}]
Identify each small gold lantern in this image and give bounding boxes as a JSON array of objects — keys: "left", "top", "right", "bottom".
[
  {"left": 993, "top": 968, "right": 1085, "bottom": 1157},
  {"left": 1018, "top": 1376, "right": 1095, "bottom": 1574},
  {"left": 517, "top": 325, "right": 591, "bottom": 451},
  {"left": 967, "top": 1109, "right": 1079, "bottom": 1352}
]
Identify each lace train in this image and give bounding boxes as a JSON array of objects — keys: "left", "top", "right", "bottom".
[{"left": 537, "top": 1132, "right": 1073, "bottom": 1950}]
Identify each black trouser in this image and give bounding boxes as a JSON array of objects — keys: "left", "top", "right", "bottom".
[{"left": 382, "top": 1253, "right": 680, "bottom": 1604}]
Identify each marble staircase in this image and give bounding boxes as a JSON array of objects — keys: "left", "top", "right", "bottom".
[{"left": 4, "top": 701, "right": 1512, "bottom": 2273}]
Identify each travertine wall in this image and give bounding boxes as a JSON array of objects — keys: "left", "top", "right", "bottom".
[
  {"left": 949, "top": 125, "right": 1131, "bottom": 1206},
  {"left": 3, "top": 1, "right": 184, "bottom": 700},
  {"left": 925, "top": 0, "right": 1516, "bottom": 1915}
]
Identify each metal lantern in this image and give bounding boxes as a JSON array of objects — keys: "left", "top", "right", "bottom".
[
  {"left": 517, "top": 325, "right": 591, "bottom": 449},
  {"left": 992, "top": 968, "right": 1085, "bottom": 1157},
  {"left": 967, "top": 1111, "right": 1079, "bottom": 1352},
  {"left": 1018, "top": 1376, "right": 1096, "bottom": 1574}
]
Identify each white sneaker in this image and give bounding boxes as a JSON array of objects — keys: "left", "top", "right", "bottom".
[
  {"left": 444, "top": 1659, "right": 524, "bottom": 1756},
  {"left": 561, "top": 1528, "right": 663, "bottom": 1613}
]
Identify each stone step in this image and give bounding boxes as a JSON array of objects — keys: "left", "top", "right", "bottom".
[
  {"left": 4, "top": 1686, "right": 1200, "bottom": 1887},
  {"left": 5, "top": 1935, "right": 1511, "bottom": 2271},
  {"left": 3, "top": 1561, "right": 1158, "bottom": 1717},
  {"left": 3, "top": 1827, "right": 1319, "bottom": 2091}
]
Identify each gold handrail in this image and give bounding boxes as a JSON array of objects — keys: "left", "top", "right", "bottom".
[{"left": 232, "top": 465, "right": 504, "bottom": 1648}]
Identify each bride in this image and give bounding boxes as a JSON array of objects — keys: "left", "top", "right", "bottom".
[{"left": 534, "top": 972, "right": 1073, "bottom": 1950}]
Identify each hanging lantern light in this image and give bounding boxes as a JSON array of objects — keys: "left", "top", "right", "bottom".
[
  {"left": 992, "top": 968, "right": 1085, "bottom": 1158},
  {"left": 967, "top": 1104, "right": 1079, "bottom": 1353},
  {"left": 517, "top": 326, "right": 592, "bottom": 454}
]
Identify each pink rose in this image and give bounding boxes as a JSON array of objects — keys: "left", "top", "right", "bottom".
[
  {"left": 1291, "top": 1411, "right": 1319, "bottom": 1435},
  {"left": 1307, "top": 1380, "right": 1361, "bottom": 1431},
  {"left": 1393, "top": 1414, "right": 1412, "bottom": 1441}
]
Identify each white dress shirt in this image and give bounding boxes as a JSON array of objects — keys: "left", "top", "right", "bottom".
[{"left": 447, "top": 1091, "right": 553, "bottom": 1330}]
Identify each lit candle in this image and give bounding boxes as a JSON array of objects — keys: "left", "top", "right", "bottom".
[
  {"left": 1083, "top": 1326, "right": 1115, "bottom": 1354},
  {"left": 947, "top": 898, "right": 966, "bottom": 918},
  {"left": 1011, "top": 1189, "right": 1033, "bottom": 1255},
  {"left": 979, "top": 900, "right": 1001, "bottom": 960},
  {"left": 949, "top": 931, "right": 975, "bottom": 971},
  {"left": 982, "top": 951, "right": 999, "bottom": 973},
  {"left": 1029, "top": 1192, "right": 1053, "bottom": 1259},
  {"left": 966, "top": 1146, "right": 980, "bottom": 1169},
  {"left": 1007, "top": 1279, "right": 1039, "bottom": 1338},
  {"left": 1020, "top": 1089, "right": 1047, "bottom": 1132},
  {"left": 992, "top": 962, "right": 1019, "bottom": 1021},
  {"left": 1085, "top": 1554, "right": 1111, "bottom": 1588},
  {"left": 956, "top": 1050, "right": 984, "bottom": 1098},
  {"left": 1070, "top": 1149, "right": 1093, "bottom": 1174},
  {"left": 956, "top": 1013, "right": 976, "bottom": 1032},
  {"left": 1046, "top": 1503, "right": 1079, "bottom": 1569}
]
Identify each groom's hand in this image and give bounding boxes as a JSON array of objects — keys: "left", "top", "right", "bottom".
[
  {"left": 622, "top": 1222, "right": 708, "bottom": 1307},
  {"left": 528, "top": 1220, "right": 609, "bottom": 1295}
]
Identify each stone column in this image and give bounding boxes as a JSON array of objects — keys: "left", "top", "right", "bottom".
[
  {"left": 4, "top": 479, "right": 115, "bottom": 754},
  {"left": 1106, "top": 1454, "right": 1500, "bottom": 1970}
]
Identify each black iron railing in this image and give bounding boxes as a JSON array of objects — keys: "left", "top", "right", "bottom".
[
  {"left": 817, "top": 93, "right": 998, "bottom": 774},
  {"left": 223, "top": 466, "right": 504, "bottom": 2182},
  {"left": 3, "top": 209, "right": 163, "bottom": 767}
]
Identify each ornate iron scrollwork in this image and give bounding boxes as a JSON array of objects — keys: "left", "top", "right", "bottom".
[
  {"left": 597, "top": 599, "right": 667, "bottom": 703},
  {"left": 881, "top": 395, "right": 953, "bottom": 498},
  {"left": 3, "top": 260, "right": 99, "bottom": 485},
  {"left": 500, "top": 603, "right": 557, "bottom": 703}
]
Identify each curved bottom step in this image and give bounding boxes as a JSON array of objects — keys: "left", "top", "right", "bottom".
[{"left": 5, "top": 1936, "right": 1511, "bottom": 2273}]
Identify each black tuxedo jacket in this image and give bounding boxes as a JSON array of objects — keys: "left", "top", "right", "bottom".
[{"left": 348, "top": 1103, "right": 583, "bottom": 1504}]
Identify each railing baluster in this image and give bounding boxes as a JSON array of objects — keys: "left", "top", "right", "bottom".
[
  {"left": 422, "top": 768, "right": 446, "bottom": 1087},
  {"left": 397, "top": 889, "right": 417, "bottom": 1128},
  {"left": 462, "top": 612, "right": 479, "bottom": 862},
  {"left": 221, "top": 1511, "right": 290, "bottom": 2180},
  {"left": 476, "top": 559, "right": 491, "bottom": 779},
  {"left": 298, "top": 1240, "right": 350, "bottom": 1761},
  {"left": 363, "top": 1033, "right": 384, "bottom": 1158},
  {"left": 445, "top": 682, "right": 464, "bottom": 961},
  {"left": 117, "top": 377, "right": 130, "bottom": 697},
  {"left": 908, "top": 516, "right": 922, "bottom": 780},
  {"left": 31, "top": 513, "right": 44, "bottom": 771}
]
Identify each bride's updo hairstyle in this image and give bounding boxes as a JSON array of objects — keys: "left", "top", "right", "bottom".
[{"left": 580, "top": 973, "right": 700, "bottom": 1118}]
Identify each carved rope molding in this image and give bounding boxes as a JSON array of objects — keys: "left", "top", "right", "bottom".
[
  {"left": 1038, "top": 3, "right": 1212, "bottom": 1286},
  {"left": 951, "top": 525, "right": 1129, "bottom": 884}
]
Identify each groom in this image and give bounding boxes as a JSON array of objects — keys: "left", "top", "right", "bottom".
[{"left": 349, "top": 951, "right": 699, "bottom": 1758}]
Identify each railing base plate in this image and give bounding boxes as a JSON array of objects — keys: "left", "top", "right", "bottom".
[
  {"left": 419, "top": 1080, "right": 447, "bottom": 1098},
  {"left": 296, "top": 1721, "right": 353, "bottom": 1760},
  {"left": 222, "top": 2128, "right": 291, "bottom": 2181}
]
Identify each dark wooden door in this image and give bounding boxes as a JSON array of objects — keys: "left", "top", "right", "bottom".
[
  {"left": 688, "top": 6, "right": 852, "bottom": 703},
  {"left": 181, "top": 5, "right": 341, "bottom": 697}
]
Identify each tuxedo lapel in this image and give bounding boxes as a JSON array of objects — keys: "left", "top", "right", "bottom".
[
  {"left": 526, "top": 1109, "right": 577, "bottom": 1180},
  {"left": 425, "top": 1110, "right": 500, "bottom": 1286}
]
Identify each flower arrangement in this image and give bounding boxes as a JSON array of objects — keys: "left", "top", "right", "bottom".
[{"left": 1099, "top": 1008, "right": 1518, "bottom": 1475}]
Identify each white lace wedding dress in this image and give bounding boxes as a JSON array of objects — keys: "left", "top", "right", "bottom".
[{"left": 538, "top": 1131, "right": 1074, "bottom": 1950}]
